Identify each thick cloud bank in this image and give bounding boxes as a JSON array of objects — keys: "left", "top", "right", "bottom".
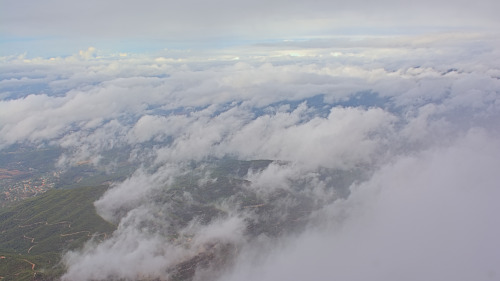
[
  {"left": 222, "top": 129, "right": 500, "bottom": 281},
  {"left": 1, "top": 34, "right": 500, "bottom": 280}
]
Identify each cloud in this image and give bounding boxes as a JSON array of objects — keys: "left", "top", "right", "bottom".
[
  {"left": 1, "top": 33, "right": 499, "bottom": 159},
  {"left": 61, "top": 126, "right": 500, "bottom": 280},
  {"left": 220, "top": 105, "right": 396, "bottom": 169},
  {"left": 94, "top": 166, "right": 178, "bottom": 223},
  {"left": 1, "top": 33, "right": 500, "bottom": 280},
  {"left": 63, "top": 207, "right": 182, "bottom": 280},
  {"left": 78, "top": 47, "right": 97, "bottom": 60},
  {"left": 220, "top": 129, "right": 500, "bottom": 281}
]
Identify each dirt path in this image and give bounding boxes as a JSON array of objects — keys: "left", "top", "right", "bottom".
[
  {"left": 60, "top": 231, "right": 90, "bottom": 237},
  {"left": 16, "top": 220, "right": 109, "bottom": 255},
  {"left": 21, "top": 259, "right": 36, "bottom": 270},
  {"left": 27, "top": 245, "right": 35, "bottom": 254},
  {"left": 18, "top": 221, "right": 45, "bottom": 228},
  {"left": 47, "top": 221, "right": 71, "bottom": 227},
  {"left": 19, "top": 220, "right": 71, "bottom": 228},
  {"left": 19, "top": 220, "right": 72, "bottom": 253},
  {"left": 23, "top": 234, "right": 35, "bottom": 243}
]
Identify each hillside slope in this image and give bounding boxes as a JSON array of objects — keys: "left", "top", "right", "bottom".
[{"left": 0, "top": 186, "right": 116, "bottom": 280}]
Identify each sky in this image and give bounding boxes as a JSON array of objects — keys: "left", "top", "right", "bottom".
[
  {"left": 1, "top": 0, "right": 500, "bottom": 56},
  {"left": 1, "top": 1, "right": 500, "bottom": 280}
]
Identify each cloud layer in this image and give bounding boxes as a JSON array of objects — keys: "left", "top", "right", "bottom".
[
  {"left": 1, "top": 33, "right": 500, "bottom": 280},
  {"left": 221, "top": 129, "right": 500, "bottom": 281}
]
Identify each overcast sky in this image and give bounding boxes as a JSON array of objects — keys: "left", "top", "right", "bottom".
[{"left": 1, "top": 0, "right": 500, "bottom": 56}]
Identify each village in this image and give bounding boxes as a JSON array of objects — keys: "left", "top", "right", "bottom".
[{"left": 0, "top": 172, "right": 59, "bottom": 204}]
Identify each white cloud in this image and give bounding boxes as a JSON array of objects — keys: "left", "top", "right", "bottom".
[
  {"left": 62, "top": 208, "right": 183, "bottom": 280},
  {"left": 1, "top": 33, "right": 500, "bottom": 280},
  {"left": 95, "top": 165, "right": 179, "bottom": 223},
  {"left": 1, "top": 33, "right": 499, "bottom": 157},
  {"left": 221, "top": 129, "right": 500, "bottom": 281},
  {"left": 221, "top": 105, "right": 396, "bottom": 169}
]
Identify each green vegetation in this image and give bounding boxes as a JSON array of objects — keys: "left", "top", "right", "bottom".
[
  {"left": 55, "top": 164, "right": 133, "bottom": 189},
  {"left": 0, "top": 186, "right": 116, "bottom": 280},
  {"left": 0, "top": 146, "right": 61, "bottom": 174},
  {"left": 0, "top": 157, "right": 359, "bottom": 280}
]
